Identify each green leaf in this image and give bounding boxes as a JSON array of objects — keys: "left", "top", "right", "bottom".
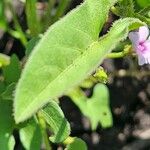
[
  {"left": 0, "top": 53, "right": 10, "bottom": 67},
  {"left": 87, "top": 84, "right": 113, "bottom": 129},
  {"left": 0, "top": 81, "right": 6, "bottom": 94},
  {"left": 19, "top": 119, "right": 42, "bottom": 150},
  {"left": 1, "top": 83, "right": 16, "bottom": 100},
  {"left": 116, "top": 0, "right": 135, "bottom": 17},
  {"left": 69, "top": 84, "right": 112, "bottom": 130},
  {"left": 0, "top": 100, "right": 15, "bottom": 150},
  {"left": 3, "top": 55, "right": 21, "bottom": 84},
  {"left": 66, "top": 138, "right": 87, "bottom": 150},
  {"left": 138, "top": 5, "right": 150, "bottom": 16},
  {"left": 135, "top": 0, "right": 150, "bottom": 8},
  {"left": 14, "top": 0, "right": 144, "bottom": 123},
  {"left": 40, "top": 101, "right": 70, "bottom": 143},
  {"left": 8, "top": 135, "right": 15, "bottom": 150}
]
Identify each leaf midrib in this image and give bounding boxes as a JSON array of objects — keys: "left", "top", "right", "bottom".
[{"left": 16, "top": 39, "right": 99, "bottom": 121}]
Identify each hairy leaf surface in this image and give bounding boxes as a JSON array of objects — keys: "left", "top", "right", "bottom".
[{"left": 14, "top": 0, "right": 143, "bottom": 123}]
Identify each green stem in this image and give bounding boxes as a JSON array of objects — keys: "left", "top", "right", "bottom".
[
  {"left": 38, "top": 112, "right": 51, "bottom": 150},
  {"left": 26, "top": 0, "right": 40, "bottom": 36},
  {"left": 107, "top": 45, "right": 132, "bottom": 58},
  {"left": 6, "top": 0, "right": 27, "bottom": 45}
]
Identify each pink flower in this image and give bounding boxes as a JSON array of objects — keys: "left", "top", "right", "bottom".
[{"left": 129, "top": 26, "right": 150, "bottom": 65}]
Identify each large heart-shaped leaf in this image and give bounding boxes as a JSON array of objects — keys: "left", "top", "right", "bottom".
[{"left": 14, "top": 0, "right": 144, "bottom": 123}]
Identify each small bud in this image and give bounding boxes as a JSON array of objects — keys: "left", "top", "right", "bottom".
[{"left": 93, "top": 67, "right": 108, "bottom": 84}]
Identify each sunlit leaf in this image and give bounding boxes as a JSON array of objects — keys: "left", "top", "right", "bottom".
[
  {"left": 0, "top": 53, "right": 10, "bottom": 67},
  {"left": 14, "top": 0, "right": 144, "bottom": 123}
]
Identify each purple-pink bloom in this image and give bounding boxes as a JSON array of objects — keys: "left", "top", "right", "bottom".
[{"left": 129, "top": 26, "right": 150, "bottom": 66}]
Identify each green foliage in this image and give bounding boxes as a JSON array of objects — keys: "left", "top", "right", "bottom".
[
  {"left": 51, "top": 0, "right": 71, "bottom": 23},
  {"left": 40, "top": 101, "right": 70, "bottom": 143},
  {"left": 19, "top": 119, "right": 42, "bottom": 150},
  {"left": 66, "top": 138, "right": 87, "bottom": 150},
  {"left": 0, "top": 100, "right": 15, "bottom": 150},
  {"left": 14, "top": 0, "right": 118, "bottom": 123},
  {"left": 93, "top": 67, "right": 108, "bottom": 84},
  {"left": 14, "top": 0, "right": 144, "bottom": 123},
  {"left": 1, "top": 83, "right": 16, "bottom": 100},
  {"left": 87, "top": 84, "right": 113, "bottom": 129},
  {"left": 0, "top": 53, "right": 10, "bottom": 67},
  {"left": 25, "top": 36, "right": 41, "bottom": 56},
  {"left": 112, "top": 0, "right": 150, "bottom": 25},
  {"left": 116, "top": 0, "right": 135, "bottom": 17},
  {"left": 70, "top": 84, "right": 112, "bottom": 130},
  {"left": 0, "top": 0, "right": 148, "bottom": 149},
  {"left": 25, "top": 0, "right": 40, "bottom": 36},
  {"left": 0, "top": 81, "right": 6, "bottom": 93},
  {"left": 3, "top": 55, "right": 21, "bottom": 85},
  {"left": 135, "top": 0, "right": 150, "bottom": 8},
  {"left": 0, "top": 0, "right": 7, "bottom": 30}
]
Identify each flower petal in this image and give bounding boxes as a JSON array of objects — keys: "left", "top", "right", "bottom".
[
  {"left": 138, "top": 55, "right": 146, "bottom": 65},
  {"left": 138, "top": 26, "right": 149, "bottom": 42},
  {"left": 137, "top": 40, "right": 150, "bottom": 65},
  {"left": 144, "top": 40, "right": 150, "bottom": 51},
  {"left": 128, "top": 31, "right": 139, "bottom": 45}
]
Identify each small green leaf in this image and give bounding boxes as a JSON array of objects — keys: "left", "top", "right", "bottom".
[
  {"left": 0, "top": 53, "right": 10, "bottom": 67},
  {"left": 69, "top": 84, "right": 112, "bottom": 130},
  {"left": 8, "top": 135, "right": 15, "bottom": 150},
  {"left": 3, "top": 55, "right": 21, "bottom": 84},
  {"left": 66, "top": 138, "right": 87, "bottom": 150},
  {"left": 40, "top": 101, "right": 70, "bottom": 143},
  {"left": 93, "top": 67, "right": 108, "bottom": 84},
  {"left": 0, "top": 100, "right": 15, "bottom": 150},
  {"left": 19, "top": 119, "right": 42, "bottom": 150},
  {"left": 1, "top": 83, "right": 16, "bottom": 100},
  {"left": 87, "top": 84, "right": 113, "bottom": 129}
]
